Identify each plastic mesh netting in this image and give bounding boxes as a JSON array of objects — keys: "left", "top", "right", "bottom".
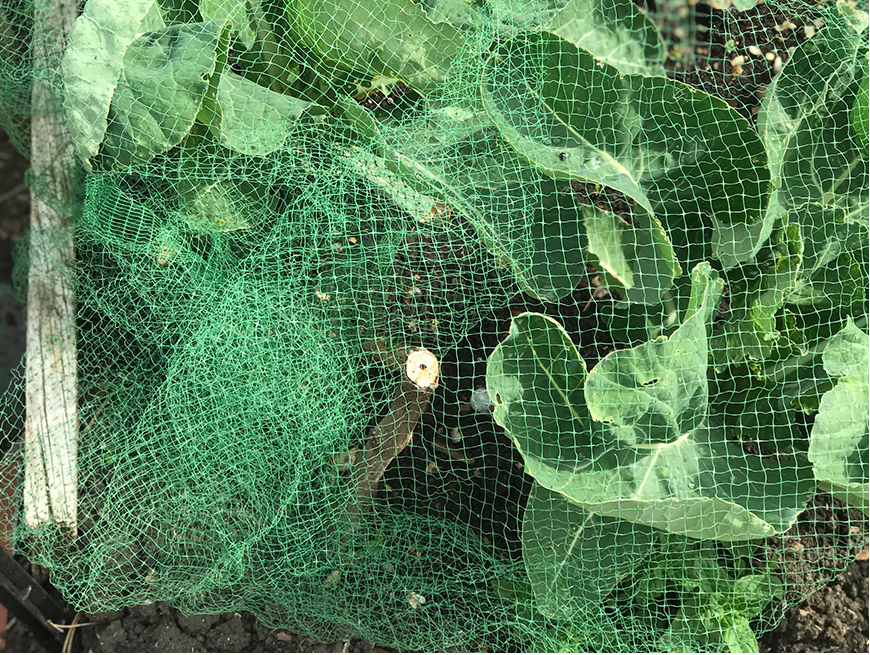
[{"left": 0, "top": 0, "right": 867, "bottom": 650}]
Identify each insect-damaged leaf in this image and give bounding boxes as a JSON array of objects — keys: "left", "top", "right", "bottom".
[
  {"left": 808, "top": 318, "right": 870, "bottom": 512},
  {"left": 481, "top": 32, "right": 769, "bottom": 230},
  {"left": 585, "top": 262, "right": 724, "bottom": 447},
  {"left": 287, "top": 0, "right": 466, "bottom": 95},
  {"left": 489, "top": 263, "right": 814, "bottom": 541}
]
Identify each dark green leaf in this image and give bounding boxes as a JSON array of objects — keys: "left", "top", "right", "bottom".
[{"left": 711, "top": 220, "right": 804, "bottom": 367}]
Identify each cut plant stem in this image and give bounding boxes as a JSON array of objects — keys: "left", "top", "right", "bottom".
[{"left": 351, "top": 343, "right": 439, "bottom": 517}]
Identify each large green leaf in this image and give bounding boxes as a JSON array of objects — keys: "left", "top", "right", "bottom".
[
  {"left": 62, "top": 0, "right": 163, "bottom": 171},
  {"left": 522, "top": 483, "right": 654, "bottom": 621},
  {"left": 757, "top": 7, "right": 869, "bottom": 219},
  {"left": 585, "top": 262, "right": 724, "bottom": 447},
  {"left": 487, "top": 312, "right": 602, "bottom": 467},
  {"left": 547, "top": 0, "right": 666, "bottom": 75},
  {"left": 565, "top": 421, "right": 814, "bottom": 541},
  {"left": 421, "top": 0, "right": 666, "bottom": 77},
  {"left": 481, "top": 32, "right": 770, "bottom": 230},
  {"left": 287, "top": 0, "right": 466, "bottom": 95},
  {"left": 96, "top": 21, "right": 231, "bottom": 170},
  {"left": 808, "top": 318, "right": 870, "bottom": 512},
  {"left": 489, "top": 263, "right": 814, "bottom": 540},
  {"left": 333, "top": 99, "right": 598, "bottom": 301},
  {"left": 209, "top": 71, "right": 315, "bottom": 155}
]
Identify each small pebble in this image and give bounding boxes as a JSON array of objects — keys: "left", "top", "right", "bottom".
[
  {"left": 773, "top": 56, "right": 783, "bottom": 74},
  {"left": 747, "top": 45, "right": 762, "bottom": 57},
  {"left": 765, "top": 51, "right": 776, "bottom": 61},
  {"left": 803, "top": 25, "right": 816, "bottom": 39},
  {"left": 449, "top": 427, "right": 462, "bottom": 442},
  {"left": 731, "top": 55, "right": 745, "bottom": 76}
]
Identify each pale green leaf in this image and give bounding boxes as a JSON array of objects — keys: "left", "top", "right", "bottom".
[
  {"left": 547, "top": 0, "right": 666, "bottom": 75},
  {"left": 62, "top": 0, "right": 161, "bottom": 170},
  {"left": 487, "top": 312, "right": 600, "bottom": 468},
  {"left": 419, "top": 0, "right": 486, "bottom": 31},
  {"left": 522, "top": 483, "right": 654, "bottom": 620},
  {"left": 711, "top": 187, "right": 782, "bottom": 270},
  {"left": 585, "top": 262, "right": 723, "bottom": 446},
  {"left": 487, "top": 0, "right": 569, "bottom": 31},
  {"left": 200, "top": 0, "right": 256, "bottom": 44},
  {"left": 584, "top": 204, "right": 678, "bottom": 305},
  {"left": 853, "top": 72, "right": 869, "bottom": 144},
  {"left": 97, "top": 21, "right": 231, "bottom": 170},
  {"left": 210, "top": 71, "right": 314, "bottom": 156},
  {"left": 490, "top": 263, "right": 814, "bottom": 540},
  {"left": 177, "top": 179, "right": 278, "bottom": 232},
  {"left": 384, "top": 119, "right": 594, "bottom": 301},
  {"left": 343, "top": 145, "right": 444, "bottom": 222},
  {"left": 758, "top": 11, "right": 869, "bottom": 216},
  {"left": 288, "top": 0, "right": 466, "bottom": 95},
  {"left": 809, "top": 318, "right": 870, "bottom": 512}
]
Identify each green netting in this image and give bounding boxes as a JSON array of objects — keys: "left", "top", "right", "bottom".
[{"left": 0, "top": 0, "right": 867, "bottom": 649}]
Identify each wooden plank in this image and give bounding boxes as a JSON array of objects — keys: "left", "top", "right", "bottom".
[{"left": 23, "top": 0, "right": 79, "bottom": 533}]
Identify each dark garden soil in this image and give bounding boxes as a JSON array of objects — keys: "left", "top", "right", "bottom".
[{"left": 1, "top": 0, "right": 869, "bottom": 645}]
